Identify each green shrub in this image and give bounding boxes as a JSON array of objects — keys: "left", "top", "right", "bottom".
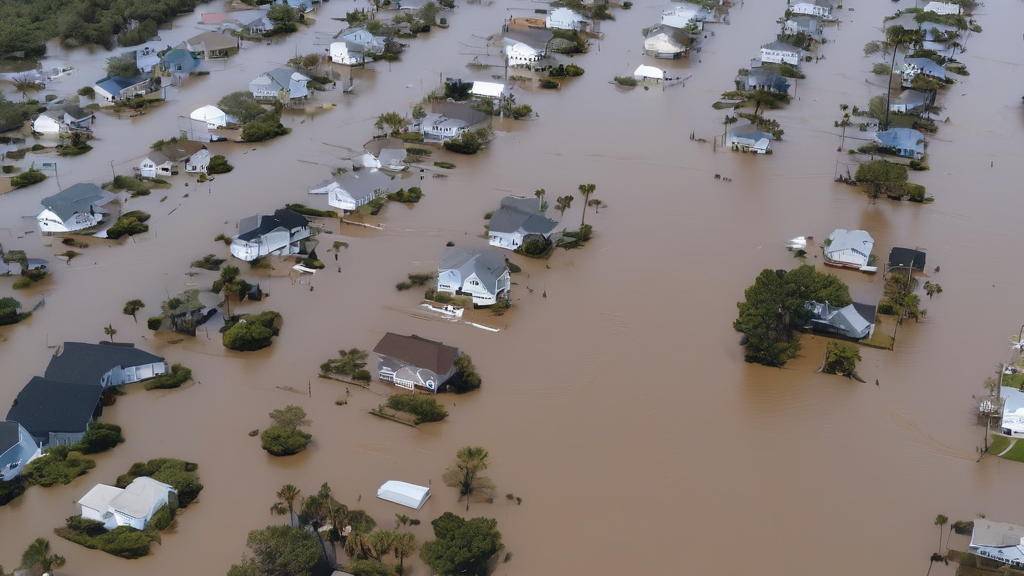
[
  {"left": 443, "top": 131, "right": 482, "bottom": 155},
  {"left": 106, "top": 212, "right": 151, "bottom": 239},
  {"left": 248, "top": 429, "right": 259, "bottom": 437},
  {"left": 349, "top": 559, "right": 397, "bottom": 576},
  {"left": 299, "top": 257, "right": 325, "bottom": 269},
  {"left": 78, "top": 86, "right": 96, "bottom": 98},
  {"left": 22, "top": 448, "right": 96, "bottom": 487},
  {"left": 207, "top": 154, "right": 233, "bottom": 174},
  {"left": 261, "top": 425, "right": 312, "bottom": 456},
  {"left": 223, "top": 311, "right": 280, "bottom": 351},
  {"left": 191, "top": 254, "right": 226, "bottom": 271},
  {"left": 2, "top": 165, "right": 13, "bottom": 173},
  {"left": 144, "top": 363, "right": 193, "bottom": 390},
  {"left": 242, "top": 111, "right": 288, "bottom": 142},
  {"left": 433, "top": 161, "right": 455, "bottom": 169},
  {"left": 387, "top": 186, "right": 423, "bottom": 203},
  {"left": 74, "top": 422, "right": 124, "bottom": 454},
  {"left": 905, "top": 182, "right": 927, "bottom": 202},
  {"left": 56, "top": 522, "right": 160, "bottom": 559},
  {"left": 614, "top": 76, "right": 638, "bottom": 87},
  {"left": 538, "top": 78, "right": 560, "bottom": 89},
  {"left": 386, "top": 394, "right": 448, "bottom": 424},
  {"left": 878, "top": 301, "right": 897, "bottom": 315},
  {"left": 0, "top": 477, "right": 26, "bottom": 506},
  {"left": 12, "top": 277, "right": 32, "bottom": 289},
  {"left": 366, "top": 197, "right": 387, "bottom": 215},
  {"left": 285, "top": 203, "right": 338, "bottom": 218},
  {"left": 549, "top": 64, "right": 584, "bottom": 78},
  {"left": 147, "top": 316, "right": 163, "bottom": 331},
  {"left": 396, "top": 281, "right": 412, "bottom": 291},
  {"left": 448, "top": 354, "right": 482, "bottom": 393},
  {"left": 406, "top": 146, "right": 431, "bottom": 156},
  {"left": 148, "top": 504, "right": 175, "bottom": 531},
  {"left": 11, "top": 168, "right": 46, "bottom": 188}
]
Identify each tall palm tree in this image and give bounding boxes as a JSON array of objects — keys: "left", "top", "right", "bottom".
[
  {"left": 835, "top": 104, "right": 851, "bottom": 151},
  {"left": 554, "top": 195, "right": 573, "bottom": 220},
  {"left": 368, "top": 530, "right": 397, "bottom": 562},
  {"left": 442, "top": 445, "right": 495, "bottom": 510},
  {"left": 577, "top": 183, "right": 596, "bottom": 227},
  {"left": 344, "top": 530, "right": 376, "bottom": 560},
  {"left": 21, "top": 538, "right": 66, "bottom": 576},
  {"left": 883, "top": 25, "right": 923, "bottom": 130},
  {"left": 271, "top": 484, "right": 301, "bottom": 528},
  {"left": 325, "top": 498, "right": 348, "bottom": 565},
  {"left": 935, "top": 514, "right": 948, "bottom": 550},
  {"left": 392, "top": 531, "right": 417, "bottom": 572},
  {"left": 534, "top": 188, "right": 546, "bottom": 211}
]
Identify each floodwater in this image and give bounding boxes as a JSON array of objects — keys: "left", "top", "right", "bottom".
[{"left": 1, "top": 0, "right": 1023, "bottom": 574}]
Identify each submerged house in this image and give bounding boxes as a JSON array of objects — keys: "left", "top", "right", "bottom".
[
  {"left": 437, "top": 246, "right": 511, "bottom": 306},
  {"left": 823, "top": 229, "right": 875, "bottom": 271},
  {"left": 161, "top": 48, "right": 201, "bottom": 77},
  {"left": 373, "top": 332, "right": 461, "bottom": 393},
  {"left": 784, "top": 15, "right": 822, "bottom": 39},
  {"left": 140, "top": 140, "right": 206, "bottom": 178},
  {"left": 736, "top": 69, "right": 790, "bottom": 93},
  {"left": 0, "top": 421, "right": 42, "bottom": 481},
  {"left": 790, "top": 0, "right": 832, "bottom": 18},
  {"left": 249, "top": 68, "right": 311, "bottom": 103},
  {"left": 185, "top": 149, "right": 212, "bottom": 174},
  {"left": 415, "top": 103, "right": 489, "bottom": 142},
  {"left": 190, "top": 105, "right": 234, "bottom": 129},
  {"left": 79, "top": 477, "right": 176, "bottom": 530},
  {"left": 546, "top": 7, "right": 590, "bottom": 32},
  {"left": 874, "top": 128, "right": 925, "bottom": 160},
  {"left": 886, "top": 247, "right": 927, "bottom": 275},
  {"left": 633, "top": 65, "right": 665, "bottom": 82},
  {"left": 377, "top": 480, "right": 430, "bottom": 510},
  {"left": 182, "top": 31, "right": 237, "bottom": 59},
  {"left": 94, "top": 76, "right": 152, "bottom": 102},
  {"left": 902, "top": 58, "right": 946, "bottom": 88},
  {"left": 311, "top": 169, "right": 395, "bottom": 212},
  {"left": 660, "top": 6, "right": 700, "bottom": 30},
  {"left": 968, "top": 520, "right": 1024, "bottom": 567},
  {"left": 643, "top": 26, "right": 690, "bottom": 59},
  {"left": 230, "top": 209, "right": 311, "bottom": 262},
  {"left": 37, "top": 183, "right": 115, "bottom": 233},
  {"left": 487, "top": 196, "right": 559, "bottom": 251},
  {"left": 5, "top": 377, "right": 103, "bottom": 447},
  {"left": 922, "top": 1, "right": 961, "bottom": 15},
  {"left": 804, "top": 300, "right": 876, "bottom": 340},
  {"left": 726, "top": 124, "right": 773, "bottom": 154},
  {"left": 888, "top": 89, "right": 934, "bottom": 114},
  {"left": 45, "top": 342, "right": 168, "bottom": 390},
  {"left": 32, "top": 104, "right": 95, "bottom": 135},
  {"left": 760, "top": 41, "right": 802, "bottom": 66},
  {"left": 330, "top": 27, "right": 387, "bottom": 65}
]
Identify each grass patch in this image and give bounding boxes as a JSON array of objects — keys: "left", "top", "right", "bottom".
[
  {"left": 989, "top": 434, "right": 1011, "bottom": 456},
  {"left": 406, "top": 146, "right": 432, "bottom": 156},
  {"left": 385, "top": 394, "right": 448, "bottom": 424},
  {"left": 433, "top": 161, "right": 455, "bottom": 169},
  {"left": 191, "top": 254, "right": 225, "bottom": 271},
  {"left": 285, "top": 203, "right": 338, "bottom": 218},
  {"left": 999, "top": 438, "right": 1024, "bottom": 462},
  {"left": 396, "top": 132, "right": 424, "bottom": 142}
]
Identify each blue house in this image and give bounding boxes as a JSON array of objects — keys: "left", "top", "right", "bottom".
[
  {"left": 161, "top": 49, "right": 201, "bottom": 77},
  {"left": 874, "top": 128, "right": 925, "bottom": 160}
]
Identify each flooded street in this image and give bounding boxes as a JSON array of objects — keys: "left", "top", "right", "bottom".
[{"left": 2, "top": 0, "right": 1024, "bottom": 574}]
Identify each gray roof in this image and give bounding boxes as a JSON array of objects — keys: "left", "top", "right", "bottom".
[
  {"left": 0, "top": 421, "right": 22, "bottom": 454},
  {"left": 5, "top": 377, "right": 102, "bottom": 441},
  {"left": 377, "top": 148, "right": 408, "bottom": 168},
  {"left": 488, "top": 196, "right": 559, "bottom": 236},
  {"left": 238, "top": 209, "right": 309, "bottom": 242},
  {"left": 503, "top": 27, "right": 555, "bottom": 51},
  {"left": 373, "top": 333, "right": 459, "bottom": 375},
  {"left": 47, "top": 103, "right": 91, "bottom": 121},
  {"left": 96, "top": 76, "right": 148, "bottom": 94},
  {"left": 787, "top": 15, "right": 821, "bottom": 33},
  {"left": 904, "top": 57, "right": 947, "bottom": 79},
  {"left": 826, "top": 229, "right": 873, "bottom": 254},
  {"left": 40, "top": 183, "right": 115, "bottom": 221},
  {"left": 434, "top": 102, "right": 490, "bottom": 126},
  {"left": 875, "top": 128, "right": 925, "bottom": 154},
  {"left": 730, "top": 123, "right": 773, "bottom": 141},
  {"left": 762, "top": 40, "right": 802, "bottom": 53},
  {"left": 45, "top": 342, "right": 164, "bottom": 387},
  {"left": 971, "top": 521, "right": 1024, "bottom": 548},
  {"left": 439, "top": 246, "right": 509, "bottom": 287},
  {"left": 741, "top": 69, "right": 790, "bottom": 93},
  {"left": 332, "top": 170, "right": 396, "bottom": 201}
]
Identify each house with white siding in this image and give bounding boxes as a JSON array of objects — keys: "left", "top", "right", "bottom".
[
  {"left": 436, "top": 246, "right": 511, "bottom": 306},
  {"left": 373, "top": 332, "right": 461, "bottom": 393},
  {"left": 790, "top": 0, "right": 832, "bottom": 18},
  {"left": 310, "top": 169, "right": 396, "bottom": 212},
  {"left": 249, "top": 68, "right": 311, "bottom": 103},
  {"left": 230, "top": 209, "right": 311, "bottom": 262},
  {"left": 37, "top": 183, "right": 115, "bottom": 233},
  {"left": 760, "top": 41, "right": 802, "bottom": 66},
  {"left": 487, "top": 196, "right": 559, "bottom": 251},
  {"left": 79, "top": 477, "right": 176, "bottom": 530},
  {"left": 823, "top": 229, "right": 875, "bottom": 271}
]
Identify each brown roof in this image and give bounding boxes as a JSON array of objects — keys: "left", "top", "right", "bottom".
[
  {"left": 161, "top": 140, "right": 206, "bottom": 161},
  {"left": 373, "top": 333, "right": 459, "bottom": 375}
]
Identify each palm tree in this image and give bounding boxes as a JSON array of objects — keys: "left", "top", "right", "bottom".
[
  {"left": 123, "top": 299, "right": 145, "bottom": 322},
  {"left": 442, "top": 445, "right": 495, "bottom": 510},
  {"left": 883, "top": 25, "right": 924, "bottom": 130},
  {"left": 534, "top": 188, "right": 547, "bottom": 211},
  {"left": 325, "top": 498, "right": 349, "bottom": 564},
  {"left": 368, "top": 530, "right": 397, "bottom": 562},
  {"left": 271, "top": 484, "right": 301, "bottom": 528},
  {"left": 554, "top": 195, "right": 573, "bottom": 220},
  {"left": 723, "top": 114, "right": 737, "bottom": 140},
  {"left": 104, "top": 324, "right": 117, "bottom": 342},
  {"left": 577, "top": 183, "right": 596, "bottom": 227},
  {"left": 213, "top": 265, "right": 251, "bottom": 317},
  {"left": 21, "top": 538, "right": 66, "bottom": 576},
  {"left": 935, "top": 514, "right": 949, "bottom": 550},
  {"left": 12, "top": 75, "right": 41, "bottom": 102},
  {"left": 392, "top": 531, "right": 417, "bottom": 573},
  {"left": 588, "top": 198, "right": 606, "bottom": 214},
  {"left": 835, "top": 104, "right": 852, "bottom": 151},
  {"left": 344, "top": 530, "right": 376, "bottom": 560}
]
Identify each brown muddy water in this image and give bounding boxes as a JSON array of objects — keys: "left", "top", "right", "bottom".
[{"left": 1, "top": 0, "right": 1023, "bottom": 574}]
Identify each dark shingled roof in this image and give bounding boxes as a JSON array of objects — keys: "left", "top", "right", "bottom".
[
  {"left": 373, "top": 333, "right": 460, "bottom": 375},
  {"left": 44, "top": 342, "right": 164, "bottom": 387},
  {"left": 0, "top": 421, "right": 20, "bottom": 454},
  {"left": 5, "top": 377, "right": 102, "bottom": 441},
  {"left": 488, "top": 196, "right": 559, "bottom": 236},
  {"left": 887, "top": 247, "right": 927, "bottom": 271},
  {"left": 237, "top": 209, "right": 309, "bottom": 242},
  {"left": 852, "top": 302, "right": 877, "bottom": 326},
  {"left": 40, "top": 183, "right": 114, "bottom": 222}
]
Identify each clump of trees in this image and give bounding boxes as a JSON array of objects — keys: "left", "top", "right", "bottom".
[
  {"left": 881, "top": 273, "right": 925, "bottom": 322},
  {"left": 447, "top": 354, "right": 482, "bottom": 393},
  {"left": 222, "top": 311, "right": 281, "bottom": 351},
  {"left": 386, "top": 186, "right": 423, "bottom": 203},
  {"left": 106, "top": 211, "right": 150, "bottom": 239},
  {"left": 261, "top": 405, "right": 312, "bottom": 456},
  {"left": 0, "top": 296, "right": 32, "bottom": 326},
  {"left": 443, "top": 129, "right": 489, "bottom": 155},
  {"left": 548, "top": 63, "right": 584, "bottom": 78},
  {"left": 822, "top": 342, "right": 861, "bottom": 377},
  {"left": 116, "top": 457, "right": 203, "bottom": 507},
  {"left": 375, "top": 111, "right": 408, "bottom": 136},
  {"left": 226, "top": 525, "right": 323, "bottom": 576},
  {"left": 396, "top": 272, "right": 434, "bottom": 291},
  {"left": 207, "top": 155, "right": 233, "bottom": 174},
  {"left": 106, "top": 53, "right": 140, "bottom": 78},
  {"left": 18, "top": 538, "right": 66, "bottom": 576},
  {"left": 21, "top": 445, "right": 96, "bottom": 487},
  {"left": 320, "top": 348, "right": 372, "bottom": 384},
  {"left": 218, "top": 92, "right": 288, "bottom": 143},
  {"left": 734, "top": 265, "right": 852, "bottom": 367},
  {"left": 386, "top": 394, "right": 448, "bottom": 424},
  {"left": 149, "top": 289, "right": 205, "bottom": 334},
  {"left": 420, "top": 512, "right": 503, "bottom": 576},
  {"left": 11, "top": 168, "right": 46, "bottom": 188}
]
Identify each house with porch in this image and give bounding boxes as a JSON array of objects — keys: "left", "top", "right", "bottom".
[
  {"left": 0, "top": 421, "right": 42, "bottom": 481},
  {"left": 140, "top": 151, "right": 175, "bottom": 179},
  {"left": 644, "top": 26, "right": 690, "bottom": 59},
  {"left": 760, "top": 41, "right": 802, "bottom": 66},
  {"left": 230, "top": 209, "right": 311, "bottom": 262},
  {"left": 968, "top": 520, "right": 1024, "bottom": 568},
  {"left": 79, "top": 477, "right": 176, "bottom": 530},
  {"left": 311, "top": 169, "right": 396, "bottom": 212},
  {"left": 727, "top": 124, "right": 773, "bottom": 154},
  {"left": 804, "top": 301, "right": 876, "bottom": 340},
  {"left": 415, "top": 103, "right": 489, "bottom": 142},
  {"left": 784, "top": 15, "right": 822, "bottom": 39},
  {"left": 182, "top": 31, "right": 237, "bottom": 59},
  {"left": 736, "top": 69, "right": 790, "bottom": 93},
  {"left": 249, "top": 68, "right": 311, "bottom": 103},
  {"left": 331, "top": 27, "right": 387, "bottom": 63},
  {"left": 94, "top": 76, "right": 152, "bottom": 102},
  {"left": 37, "top": 183, "right": 115, "bottom": 233},
  {"left": 437, "top": 246, "right": 511, "bottom": 306},
  {"left": 5, "top": 377, "right": 103, "bottom": 447},
  {"left": 874, "top": 128, "right": 925, "bottom": 160},
  {"left": 823, "top": 229, "right": 875, "bottom": 270},
  {"left": 1001, "top": 388, "right": 1024, "bottom": 437},
  {"left": 45, "top": 342, "right": 168, "bottom": 390},
  {"left": 790, "top": 0, "right": 832, "bottom": 18},
  {"left": 373, "top": 332, "right": 461, "bottom": 393},
  {"left": 487, "top": 196, "right": 559, "bottom": 251},
  {"left": 185, "top": 149, "right": 212, "bottom": 174}
]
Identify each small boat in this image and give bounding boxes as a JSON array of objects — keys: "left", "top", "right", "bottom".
[{"left": 420, "top": 302, "right": 464, "bottom": 319}]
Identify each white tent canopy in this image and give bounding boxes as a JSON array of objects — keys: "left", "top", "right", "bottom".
[
  {"left": 377, "top": 481, "right": 430, "bottom": 510},
  {"left": 633, "top": 65, "right": 665, "bottom": 80},
  {"left": 471, "top": 81, "right": 505, "bottom": 98},
  {"left": 190, "top": 105, "right": 233, "bottom": 129}
]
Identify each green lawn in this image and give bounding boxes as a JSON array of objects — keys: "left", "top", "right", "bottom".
[
  {"left": 1000, "top": 438, "right": 1024, "bottom": 462},
  {"left": 989, "top": 434, "right": 1011, "bottom": 456}
]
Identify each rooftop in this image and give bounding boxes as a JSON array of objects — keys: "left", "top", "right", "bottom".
[
  {"left": 40, "top": 183, "right": 115, "bottom": 221},
  {"left": 373, "top": 333, "right": 460, "bottom": 375},
  {"left": 44, "top": 342, "right": 165, "bottom": 387},
  {"left": 5, "top": 377, "right": 102, "bottom": 440}
]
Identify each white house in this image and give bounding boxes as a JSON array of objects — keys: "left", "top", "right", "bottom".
[
  {"left": 310, "top": 169, "right": 395, "bottom": 212},
  {"left": 968, "top": 520, "right": 1024, "bottom": 568},
  {"left": 249, "top": 68, "right": 311, "bottom": 102},
  {"left": 727, "top": 124, "right": 772, "bottom": 154},
  {"left": 185, "top": 149, "right": 212, "bottom": 174},
  {"left": 644, "top": 27, "right": 689, "bottom": 59},
  {"left": 330, "top": 41, "right": 370, "bottom": 66},
  {"left": 1001, "top": 387, "right": 1024, "bottom": 437},
  {"left": 37, "top": 183, "right": 115, "bottom": 233},
  {"left": 32, "top": 113, "right": 61, "bottom": 135},
  {"left": 333, "top": 27, "right": 386, "bottom": 61},
  {"left": 78, "top": 477, "right": 176, "bottom": 530},
  {"left": 420, "top": 114, "right": 470, "bottom": 142},
  {"left": 0, "top": 421, "right": 41, "bottom": 481},
  {"left": 823, "top": 229, "right": 875, "bottom": 270},
  {"left": 760, "top": 41, "right": 802, "bottom": 66},
  {"left": 790, "top": 0, "right": 832, "bottom": 18},
  {"left": 437, "top": 246, "right": 511, "bottom": 306},
  {"left": 922, "top": 1, "right": 961, "bottom": 15},
  {"left": 546, "top": 7, "right": 590, "bottom": 31},
  {"left": 139, "top": 151, "right": 175, "bottom": 179},
  {"left": 471, "top": 81, "right": 505, "bottom": 99},
  {"left": 230, "top": 209, "right": 311, "bottom": 262},
  {"left": 505, "top": 42, "right": 542, "bottom": 68},
  {"left": 633, "top": 64, "right": 665, "bottom": 82},
  {"left": 487, "top": 196, "right": 559, "bottom": 251},
  {"left": 373, "top": 332, "right": 461, "bottom": 392},
  {"left": 661, "top": 6, "right": 700, "bottom": 30}
]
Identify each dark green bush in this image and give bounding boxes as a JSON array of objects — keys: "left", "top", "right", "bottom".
[
  {"left": 106, "top": 212, "right": 151, "bottom": 239},
  {"left": 538, "top": 78, "right": 560, "bottom": 89},
  {"left": 260, "top": 426, "right": 312, "bottom": 456},
  {"left": 387, "top": 186, "right": 423, "bottom": 203},
  {"left": 207, "top": 155, "right": 233, "bottom": 174},
  {"left": 75, "top": 422, "right": 124, "bottom": 454},
  {"left": 143, "top": 363, "right": 193, "bottom": 390},
  {"left": 116, "top": 458, "right": 203, "bottom": 508},
  {"left": 285, "top": 203, "right": 338, "bottom": 218},
  {"left": 386, "top": 394, "right": 448, "bottom": 424},
  {"left": 223, "top": 311, "right": 280, "bottom": 351},
  {"left": 0, "top": 477, "right": 26, "bottom": 506},
  {"left": 614, "top": 76, "right": 638, "bottom": 87},
  {"left": 11, "top": 168, "right": 46, "bottom": 188},
  {"left": 148, "top": 504, "right": 175, "bottom": 531},
  {"left": 147, "top": 316, "right": 163, "bottom": 331},
  {"left": 443, "top": 132, "right": 482, "bottom": 155},
  {"left": 78, "top": 86, "right": 96, "bottom": 98},
  {"left": 22, "top": 448, "right": 95, "bottom": 487}
]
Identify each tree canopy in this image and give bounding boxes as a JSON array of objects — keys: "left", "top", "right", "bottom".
[
  {"left": 734, "top": 265, "right": 851, "bottom": 367},
  {"left": 419, "top": 512, "right": 502, "bottom": 576},
  {"left": 226, "top": 525, "right": 322, "bottom": 576}
]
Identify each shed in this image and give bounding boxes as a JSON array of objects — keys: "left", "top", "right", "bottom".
[
  {"left": 471, "top": 81, "right": 504, "bottom": 99},
  {"left": 377, "top": 480, "right": 430, "bottom": 509},
  {"left": 633, "top": 65, "right": 665, "bottom": 81}
]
